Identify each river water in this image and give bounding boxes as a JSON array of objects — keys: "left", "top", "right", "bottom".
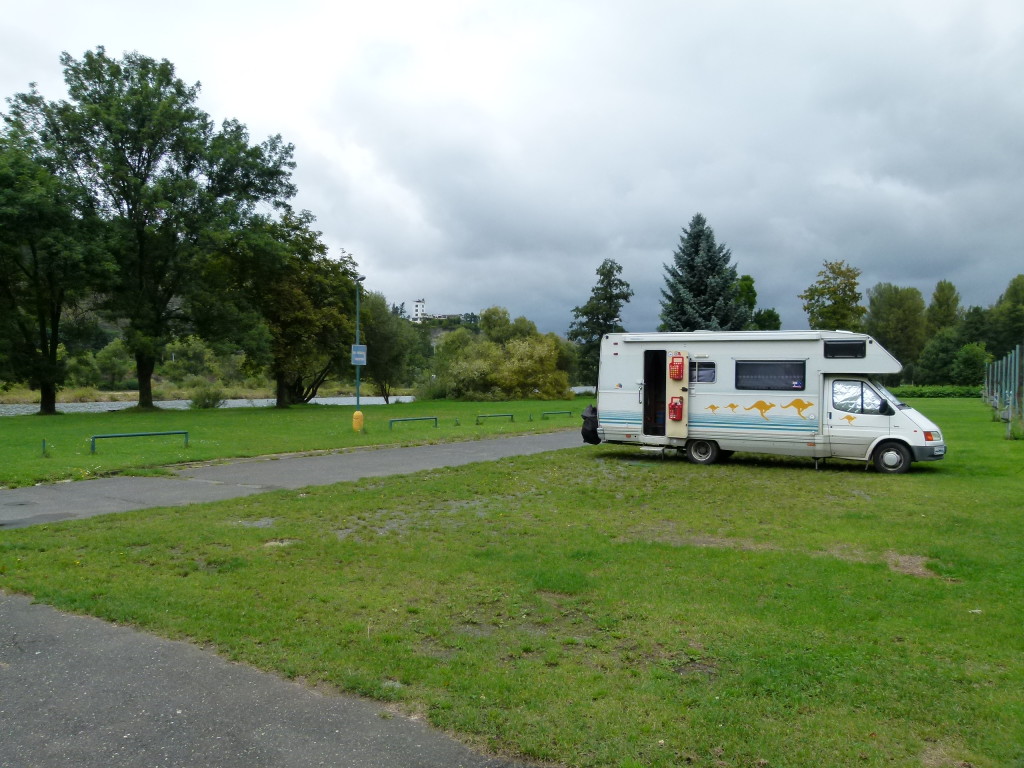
[{"left": 0, "top": 395, "right": 414, "bottom": 417}]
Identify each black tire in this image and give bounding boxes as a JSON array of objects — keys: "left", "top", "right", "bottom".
[
  {"left": 687, "top": 439, "right": 720, "bottom": 465},
  {"left": 873, "top": 441, "right": 912, "bottom": 474}
]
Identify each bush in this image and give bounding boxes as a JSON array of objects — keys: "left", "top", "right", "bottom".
[
  {"left": 889, "top": 384, "right": 981, "bottom": 398},
  {"left": 187, "top": 379, "right": 227, "bottom": 409}
]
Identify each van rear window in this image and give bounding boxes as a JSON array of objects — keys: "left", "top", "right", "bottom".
[
  {"left": 735, "top": 361, "right": 806, "bottom": 391},
  {"left": 824, "top": 339, "right": 867, "bottom": 359}
]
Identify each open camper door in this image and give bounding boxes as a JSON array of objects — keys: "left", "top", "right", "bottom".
[{"left": 665, "top": 352, "right": 689, "bottom": 439}]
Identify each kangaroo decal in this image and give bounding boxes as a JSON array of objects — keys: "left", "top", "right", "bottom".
[
  {"left": 706, "top": 404, "right": 721, "bottom": 414},
  {"left": 841, "top": 414, "right": 857, "bottom": 425},
  {"left": 727, "top": 403, "right": 740, "bottom": 412},
  {"left": 782, "top": 398, "right": 814, "bottom": 419},
  {"left": 744, "top": 400, "right": 776, "bottom": 420}
]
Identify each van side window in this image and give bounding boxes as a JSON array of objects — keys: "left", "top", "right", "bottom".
[
  {"left": 735, "top": 361, "right": 805, "bottom": 391},
  {"left": 689, "top": 361, "right": 716, "bottom": 383},
  {"left": 832, "top": 380, "right": 885, "bottom": 414},
  {"left": 824, "top": 340, "right": 867, "bottom": 358}
]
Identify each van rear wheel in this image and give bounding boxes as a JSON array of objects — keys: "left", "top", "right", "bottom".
[
  {"left": 873, "top": 441, "right": 911, "bottom": 474},
  {"left": 687, "top": 439, "right": 720, "bottom": 465}
]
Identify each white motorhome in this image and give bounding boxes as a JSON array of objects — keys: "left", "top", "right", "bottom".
[{"left": 590, "top": 330, "right": 946, "bottom": 473}]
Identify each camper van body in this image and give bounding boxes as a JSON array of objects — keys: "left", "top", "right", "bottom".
[{"left": 595, "top": 331, "right": 946, "bottom": 472}]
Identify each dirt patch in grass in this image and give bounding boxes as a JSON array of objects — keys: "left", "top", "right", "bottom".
[{"left": 884, "top": 551, "right": 936, "bottom": 578}]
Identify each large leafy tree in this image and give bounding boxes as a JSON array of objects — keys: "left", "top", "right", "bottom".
[
  {"left": 9, "top": 47, "right": 296, "bottom": 407},
  {"left": 926, "top": 279, "right": 962, "bottom": 336},
  {"left": 199, "top": 210, "right": 358, "bottom": 407},
  {"left": 361, "top": 290, "right": 423, "bottom": 403},
  {"left": 426, "top": 307, "right": 571, "bottom": 400},
  {"left": 567, "top": 258, "right": 632, "bottom": 386},
  {"left": 915, "top": 327, "right": 961, "bottom": 385},
  {"left": 735, "top": 273, "right": 782, "bottom": 330},
  {"left": 659, "top": 213, "right": 750, "bottom": 332},
  {"left": 988, "top": 274, "right": 1024, "bottom": 358},
  {"left": 0, "top": 124, "right": 109, "bottom": 413},
  {"left": 863, "top": 283, "right": 927, "bottom": 371},
  {"left": 799, "top": 259, "right": 866, "bottom": 331}
]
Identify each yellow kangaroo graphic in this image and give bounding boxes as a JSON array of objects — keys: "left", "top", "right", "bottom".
[
  {"left": 782, "top": 398, "right": 814, "bottom": 419},
  {"left": 841, "top": 414, "right": 857, "bottom": 425},
  {"left": 744, "top": 400, "right": 776, "bottom": 420},
  {"left": 727, "top": 403, "right": 740, "bottom": 412},
  {"left": 706, "top": 404, "right": 720, "bottom": 414}
]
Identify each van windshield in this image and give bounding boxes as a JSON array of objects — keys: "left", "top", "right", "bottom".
[{"left": 872, "top": 381, "right": 909, "bottom": 410}]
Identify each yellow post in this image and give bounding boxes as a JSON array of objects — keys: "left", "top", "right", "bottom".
[{"left": 352, "top": 410, "right": 364, "bottom": 433}]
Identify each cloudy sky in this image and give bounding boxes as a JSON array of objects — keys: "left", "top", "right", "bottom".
[{"left": 2, "top": 1, "right": 1022, "bottom": 333}]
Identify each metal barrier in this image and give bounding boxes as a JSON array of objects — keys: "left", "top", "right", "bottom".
[
  {"left": 388, "top": 416, "right": 439, "bottom": 430},
  {"left": 90, "top": 431, "right": 189, "bottom": 454},
  {"left": 541, "top": 410, "right": 572, "bottom": 420},
  {"left": 475, "top": 414, "right": 514, "bottom": 425}
]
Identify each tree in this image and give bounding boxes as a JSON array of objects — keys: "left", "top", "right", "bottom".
[
  {"left": 988, "top": 274, "right": 1024, "bottom": 358},
  {"left": 361, "top": 290, "right": 422, "bottom": 403},
  {"left": 799, "top": 260, "right": 866, "bottom": 331},
  {"left": 567, "top": 258, "right": 633, "bottom": 386},
  {"left": 424, "top": 307, "right": 571, "bottom": 400},
  {"left": 659, "top": 213, "right": 750, "bottom": 331},
  {"left": 750, "top": 308, "right": 782, "bottom": 330},
  {"left": 0, "top": 124, "right": 108, "bottom": 413},
  {"left": 223, "top": 212, "right": 357, "bottom": 408},
  {"left": 916, "top": 327, "right": 961, "bottom": 385},
  {"left": 734, "top": 273, "right": 782, "bottom": 330},
  {"left": 479, "top": 306, "right": 537, "bottom": 345},
  {"left": 863, "top": 283, "right": 927, "bottom": 373},
  {"left": 926, "top": 280, "right": 961, "bottom": 336},
  {"left": 951, "top": 342, "right": 990, "bottom": 386},
  {"left": 736, "top": 274, "right": 757, "bottom": 317},
  {"left": 11, "top": 47, "right": 296, "bottom": 408}
]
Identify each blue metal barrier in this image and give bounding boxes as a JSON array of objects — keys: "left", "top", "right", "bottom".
[
  {"left": 90, "top": 431, "right": 189, "bottom": 454},
  {"left": 388, "top": 417, "right": 439, "bottom": 430}
]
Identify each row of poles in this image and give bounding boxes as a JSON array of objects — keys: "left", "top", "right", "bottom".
[{"left": 984, "top": 343, "right": 1023, "bottom": 438}]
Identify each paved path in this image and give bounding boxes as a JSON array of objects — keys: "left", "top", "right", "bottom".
[
  {"left": 0, "top": 431, "right": 582, "bottom": 768},
  {"left": 0, "top": 431, "right": 582, "bottom": 529}
]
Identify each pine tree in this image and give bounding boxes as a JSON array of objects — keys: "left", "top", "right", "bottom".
[
  {"left": 658, "top": 213, "right": 750, "bottom": 331},
  {"left": 567, "top": 258, "right": 633, "bottom": 385}
]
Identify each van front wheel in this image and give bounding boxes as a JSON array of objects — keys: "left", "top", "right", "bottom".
[
  {"left": 873, "top": 441, "right": 911, "bottom": 474},
  {"left": 687, "top": 439, "right": 720, "bottom": 465}
]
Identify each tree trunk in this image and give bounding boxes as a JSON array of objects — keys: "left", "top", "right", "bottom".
[
  {"left": 274, "top": 372, "right": 291, "bottom": 408},
  {"left": 136, "top": 352, "right": 156, "bottom": 408},
  {"left": 38, "top": 381, "right": 58, "bottom": 416}
]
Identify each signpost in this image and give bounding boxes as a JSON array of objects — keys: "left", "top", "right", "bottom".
[{"left": 352, "top": 276, "right": 366, "bottom": 432}]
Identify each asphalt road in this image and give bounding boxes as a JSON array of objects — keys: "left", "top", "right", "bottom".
[
  {"left": 0, "top": 431, "right": 582, "bottom": 529},
  {"left": 0, "top": 430, "right": 583, "bottom": 768}
]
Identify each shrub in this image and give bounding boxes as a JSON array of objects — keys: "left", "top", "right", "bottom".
[
  {"left": 187, "top": 379, "right": 227, "bottom": 409},
  {"left": 889, "top": 384, "right": 981, "bottom": 398}
]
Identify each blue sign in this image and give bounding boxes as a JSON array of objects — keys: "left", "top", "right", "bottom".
[{"left": 351, "top": 344, "right": 367, "bottom": 366}]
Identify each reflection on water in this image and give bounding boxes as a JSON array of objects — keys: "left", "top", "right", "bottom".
[{"left": 0, "top": 395, "right": 414, "bottom": 417}]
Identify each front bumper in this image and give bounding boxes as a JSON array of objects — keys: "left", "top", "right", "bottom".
[{"left": 911, "top": 444, "right": 947, "bottom": 462}]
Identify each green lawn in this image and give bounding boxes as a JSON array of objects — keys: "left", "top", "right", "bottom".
[
  {"left": 1, "top": 398, "right": 1021, "bottom": 767},
  {"left": 0, "top": 399, "right": 582, "bottom": 488}
]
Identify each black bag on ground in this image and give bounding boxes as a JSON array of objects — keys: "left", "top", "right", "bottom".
[{"left": 581, "top": 404, "right": 601, "bottom": 445}]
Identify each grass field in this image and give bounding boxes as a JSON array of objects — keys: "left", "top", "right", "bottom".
[
  {"left": 1, "top": 398, "right": 1021, "bottom": 767},
  {"left": 0, "top": 399, "right": 581, "bottom": 488}
]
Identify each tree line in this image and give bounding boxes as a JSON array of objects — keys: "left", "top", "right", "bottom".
[
  {"left": 0, "top": 48, "right": 442, "bottom": 413},
  {"left": 568, "top": 213, "right": 1023, "bottom": 388},
  {"left": 3, "top": 51, "right": 1019, "bottom": 414}
]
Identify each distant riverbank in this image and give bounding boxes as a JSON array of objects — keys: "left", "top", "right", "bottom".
[{"left": 0, "top": 395, "right": 414, "bottom": 417}]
